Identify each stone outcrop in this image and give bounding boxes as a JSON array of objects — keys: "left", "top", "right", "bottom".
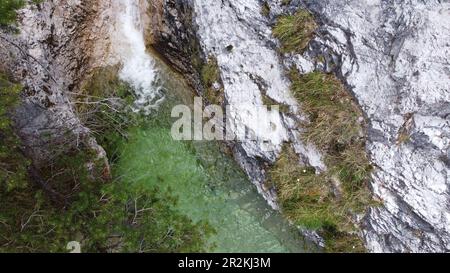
[
  {"left": 256, "top": 0, "right": 450, "bottom": 252},
  {"left": 299, "top": 0, "right": 449, "bottom": 253},
  {"left": 146, "top": 0, "right": 204, "bottom": 92},
  {"left": 0, "top": 0, "right": 109, "bottom": 168}
]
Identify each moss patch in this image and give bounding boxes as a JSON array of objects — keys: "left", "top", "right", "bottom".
[
  {"left": 0, "top": 0, "right": 24, "bottom": 26},
  {"left": 200, "top": 56, "right": 224, "bottom": 105},
  {"left": 272, "top": 9, "right": 317, "bottom": 54}
]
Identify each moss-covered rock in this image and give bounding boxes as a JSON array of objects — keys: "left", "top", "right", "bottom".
[{"left": 200, "top": 56, "right": 224, "bottom": 106}]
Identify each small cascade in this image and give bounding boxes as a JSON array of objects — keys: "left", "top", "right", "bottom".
[{"left": 113, "top": 0, "right": 165, "bottom": 114}]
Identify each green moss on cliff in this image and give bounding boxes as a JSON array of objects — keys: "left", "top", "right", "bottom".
[
  {"left": 200, "top": 56, "right": 224, "bottom": 105},
  {"left": 0, "top": 0, "right": 24, "bottom": 26},
  {"left": 0, "top": 0, "right": 43, "bottom": 27}
]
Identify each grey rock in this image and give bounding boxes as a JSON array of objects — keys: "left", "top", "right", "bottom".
[
  {"left": 282, "top": 0, "right": 450, "bottom": 252},
  {"left": 0, "top": 0, "right": 108, "bottom": 169}
]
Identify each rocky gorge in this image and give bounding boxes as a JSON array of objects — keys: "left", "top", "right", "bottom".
[{"left": 0, "top": 0, "right": 449, "bottom": 253}]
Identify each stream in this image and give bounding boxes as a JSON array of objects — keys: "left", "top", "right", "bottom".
[{"left": 111, "top": 0, "right": 317, "bottom": 253}]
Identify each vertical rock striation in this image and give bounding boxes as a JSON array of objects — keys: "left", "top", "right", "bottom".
[{"left": 149, "top": 0, "right": 324, "bottom": 207}]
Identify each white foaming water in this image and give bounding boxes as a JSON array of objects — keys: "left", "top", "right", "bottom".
[{"left": 114, "top": 0, "right": 164, "bottom": 114}]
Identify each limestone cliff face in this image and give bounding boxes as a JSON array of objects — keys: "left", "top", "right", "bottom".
[
  {"left": 151, "top": 0, "right": 450, "bottom": 252},
  {"left": 0, "top": 0, "right": 110, "bottom": 167},
  {"left": 291, "top": 0, "right": 450, "bottom": 253}
]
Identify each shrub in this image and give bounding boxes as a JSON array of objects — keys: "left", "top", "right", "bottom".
[
  {"left": 75, "top": 66, "right": 140, "bottom": 157},
  {"left": 0, "top": 162, "right": 213, "bottom": 252},
  {"left": 0, "top": 73, "right": 28, "bottom": 191}
]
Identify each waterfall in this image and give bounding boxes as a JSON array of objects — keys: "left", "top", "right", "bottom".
[{"left": 113, "top": 0, "right": 165, "bottom": 114}]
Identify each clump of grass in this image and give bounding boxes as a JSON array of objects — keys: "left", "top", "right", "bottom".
[
  {"left": 0, "top": 0, "right": 43, "bottom": 27},
  {"left": 272, "top": 9, "right": 317, "bottom": 53},
  {"left": 290, "top": 70, "right": 362, "bottom": 149},
  {"left": 268, "top": 70, "right": 373, "bottom": 252},
  {"left": 201, "top": 56, "right": 223, "bottom": 105},
  {"left": 269, "top": 145, "right": 345, "bottom": 230},
  {"left": 289, "top": 70, "right": 373, "bottom": 197},
  {"left": 269, "top": 145, "right": 368, "bottom": 252},
  {"left": 321, "top": 225, "right": 366, "bottom": 253}
]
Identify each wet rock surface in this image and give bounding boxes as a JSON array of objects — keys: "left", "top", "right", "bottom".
[{"left": 147, "top": 0, "right": 204, "bottom": 92}]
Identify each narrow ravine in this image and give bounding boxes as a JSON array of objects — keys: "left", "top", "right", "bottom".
[{"left": 109, "top": 0, "right": 317, "bottom": 253}]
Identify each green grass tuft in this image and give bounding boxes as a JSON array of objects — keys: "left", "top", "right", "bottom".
[
  {"left": 268, "top": 70, "right": 373, "bottom": 252},
  {"left": 272, "top": 9, "right": 317, "bottom": 53},
  {"left": 0, "top": 0, "right": 24, "bottom": 26}
]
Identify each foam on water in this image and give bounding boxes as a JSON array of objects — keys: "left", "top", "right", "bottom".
[{"left": 114, "top": 0, "right": 164, "bottom": 114}]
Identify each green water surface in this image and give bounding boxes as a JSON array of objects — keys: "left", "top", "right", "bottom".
[{"left": 115, "top": 54, "right": 316, "bottom": 253}]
